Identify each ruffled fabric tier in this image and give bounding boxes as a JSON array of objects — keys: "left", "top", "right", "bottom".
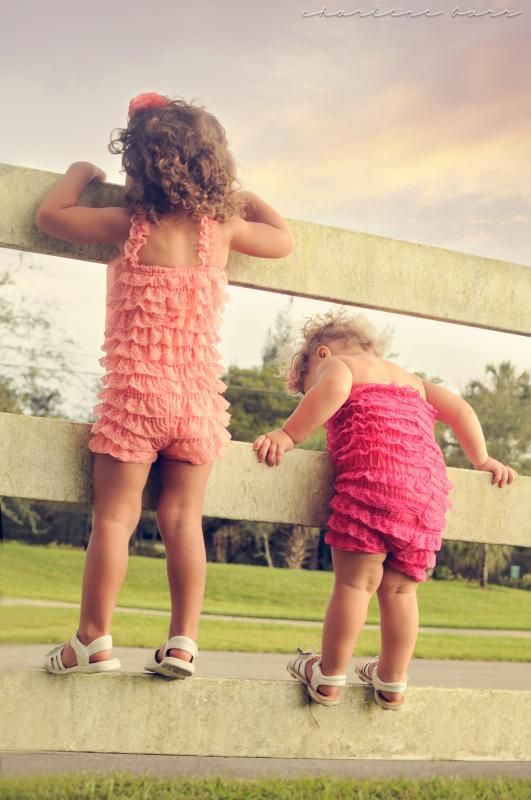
[
  {"left": 325, "top": 384, "right": 452, "bottom": 550},
  {"left": 89, "top": 214, "right": 231, "bottom": 463}
]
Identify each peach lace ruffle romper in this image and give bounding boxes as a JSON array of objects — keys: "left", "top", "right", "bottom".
[
  {"left": 88, "top": 212, "right": 231, "bottom": 465},
  {"left": 324, "top": 384, "right": 453, "bottom": 582}
]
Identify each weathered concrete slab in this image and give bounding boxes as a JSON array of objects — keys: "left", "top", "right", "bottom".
[
  {"left": 0, "top": 412, "right": 529, "bottom": 546},
  {"left": 0, "top": 671, "right": 529, "bottom": 760},
  {"left": 1, "top": 163, "right": 530, "bottom": 335}
]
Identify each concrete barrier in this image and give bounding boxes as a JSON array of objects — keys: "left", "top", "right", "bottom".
[
  {"left": 1, "top": 163, "right": 530, "bottom": 335},
  {"left": 0, "top": 412, "right": 529, "bottom": 546},
  {"left": 0, "top": 671, "right": 529, "bottom": 761}
]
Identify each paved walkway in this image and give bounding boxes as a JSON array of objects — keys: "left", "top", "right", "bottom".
[
  {"left": 3, "top": 597, "right": 531, "bottom": 638},
  {"left": 2, "top": 751, "right": 530, "bottom": 779},
  {"left": 2, "top": 645, "right": 530, "bottom": 689}
]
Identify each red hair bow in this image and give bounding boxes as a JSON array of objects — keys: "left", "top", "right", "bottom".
[{"left": 128, "top": 92, "right": 169, "bottom": 117}]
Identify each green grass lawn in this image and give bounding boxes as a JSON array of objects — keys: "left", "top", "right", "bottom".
[
  {"left": 1, "top": 775, "right": 530, "bottom": 800},
  {"left": 2, "top": 541, "right": 531, "bottom": 630},
  {"left": 2, "top": 605, "right": 531, "bottom": 661}
]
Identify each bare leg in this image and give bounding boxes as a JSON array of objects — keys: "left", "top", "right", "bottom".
[
  {"left": 155, "top": 458, "right": 212, "bottom": 662},
  {"left": 61, "top": 454, "right": 151, "bottom": 667},
  {"left": 373, "top": 565, "right": 420, "bottom": 703},
  {"left": 306, "top": 549, "right": 386, "bottom": 699}
]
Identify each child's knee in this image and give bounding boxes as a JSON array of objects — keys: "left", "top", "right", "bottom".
[
  {"left": 156, "top": 497, "right": 202, "bottom": 533},
  {"left": 336, "top": 565, "right": 383, "bottom": 595},
  {"left": 92, "top": 503, "right": 141, "bottom": 535},
  {"left": 332, "top": 550, "right": 385, "bottom": 594},
  {"left": 378, "top": 566, "right": 418, "bottom": 596}
]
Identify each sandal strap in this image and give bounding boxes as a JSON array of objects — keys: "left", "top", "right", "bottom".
[
  {"left": 289, "top": 647, "right": 318, "bottom": 680},
  {"left": 288, "top": 649, "right": 346, "bottom": 689},
  {"left": 310, "top": 660, "right": 347, "bottom": 690},
  {"left": 46, "top": 643, "right": 67, "bottom": 672},
  {"left": 70, "top": 634, "right": 113, "bottom": 667},
  {"left": 357, "top": 658, "right": 379, "bottom": 682},
  {"left": 373, "top": 666, "right": 408, "bottom": 693},
  {"left": 163, "top": 635, "right": 197, "bottom": 660}
]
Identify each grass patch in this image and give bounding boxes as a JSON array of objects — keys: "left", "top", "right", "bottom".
[
  {"left": 2, "top": 542, "right": 531, "bottom": 630},
  {"left": 0, "top": 775, "right": 530, "bottom": 800},
  {"left": 2, "top": 605, "right": 531, "bottom": 661}
]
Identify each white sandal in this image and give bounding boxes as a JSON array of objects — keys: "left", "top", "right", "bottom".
[
  {"left": 43, "top": 634, "right": 121, "bottom": 675},
  {"left": 356, "top": 658, "right": 408, "bottom": 710},
  {"left": 287, "top": 648, "right": 347, "bottom": 707},
  {"left": 144, "top": 635, "right": 197, "bottom": 679}
]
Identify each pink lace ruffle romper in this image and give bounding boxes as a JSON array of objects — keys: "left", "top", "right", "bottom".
[
  {"left": 324, "top": 384, "right": 452, "bottom": 581},
  {"left": 88, "top": 212, "right": 230, "bottom": 465}
]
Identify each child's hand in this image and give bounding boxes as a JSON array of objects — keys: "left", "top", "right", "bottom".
[
  {"left": 91, "top": 166, "right": 107, "bottom": 183},
  {"left": 474, "top": 456, "right": 518, "bottom": 487},
  {"left": 69, "top": 162, "right": 107, "bottom": 183},
  {"left": 253, "top": 428, "right": 295, "bottom": 467}
]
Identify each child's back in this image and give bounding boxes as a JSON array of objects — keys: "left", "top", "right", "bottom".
[
  {"left": 332, "top": 350, "right": 426, "bottom": 398},
  {"left": 121, "top": 211, "right": 235, "bottom": 271}
]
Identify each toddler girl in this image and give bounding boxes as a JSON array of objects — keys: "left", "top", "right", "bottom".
[
  {"left": 254, "top": 309, "right": 516, "bottom": 709},
  {"left": 37, "top": 92, "right": 293, "bottom": 677}
]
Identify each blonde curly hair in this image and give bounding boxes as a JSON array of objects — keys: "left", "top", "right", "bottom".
[
  {"left": 109, "top": 97, "right": 243, "bottom": 224},
  {"left": 286, "top": 308, "right": 390, "bottom": 395}
]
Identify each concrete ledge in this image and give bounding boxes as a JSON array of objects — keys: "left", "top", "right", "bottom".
[
  {"left": 0, "top": 671, "right": 530, "bottom": 760},
  {"left": 1, "top": 412, "right": 529, "bottom": 547},
  {"left": 2, "top": 163, "right": 530, "bottom": 335}
]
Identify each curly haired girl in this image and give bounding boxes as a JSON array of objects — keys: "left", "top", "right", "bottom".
[
  {"left": 37, "top": 92, "right": 293, "bottom": 678},
  {"left": 254, "top": 308, "right": 516, "bottom": 709}
]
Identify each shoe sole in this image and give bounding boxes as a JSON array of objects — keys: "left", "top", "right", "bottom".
[{"left": 144, "top": 662, "right": 194, "bottom": 680}]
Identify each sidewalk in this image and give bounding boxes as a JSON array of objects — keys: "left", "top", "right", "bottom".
[
  {"left": 2, "top": 751, "right": 530, "bottom": 780},
  {"left": 3, "top": 597, "right": 531, "bottom": 638}
]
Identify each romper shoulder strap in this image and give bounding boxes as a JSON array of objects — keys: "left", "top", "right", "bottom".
[
  {"left": 197, "top": 215, "right": 220, "bottom": 268},
  {"left": 123, "top": 211, "right": 149, "bottom": 265}
]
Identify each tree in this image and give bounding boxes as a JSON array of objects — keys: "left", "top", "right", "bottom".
[
  {"left": 262, "top": 299, "right": 295, "bottom": 367},
  {"left": 224, "top": 302, "right": 333, "bottom": 568},
  {"left": 224, "top": 364, "right": 298, "bottom": 443},
  {"left": 276, "top": 525, "right": 321, "bottom": 569},
  {"left": 436, "top": 362, "right": 531, "bottom": 586},
  {"left": 0, "top": 257, "right": 80, "bottom": 540},
  {"left": 0, "top": 260, "right": 77, "bottom": 417},
  {"left": 439, "top": 362, "right": 531, "bottom": 473}
]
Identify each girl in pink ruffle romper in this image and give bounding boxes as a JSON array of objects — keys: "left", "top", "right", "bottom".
[
  {"left": 254, "top": 309, "right": 516, "bottom": 709},
  {"left": 36, "top": 92, "right": 293, "bottom": 677}
]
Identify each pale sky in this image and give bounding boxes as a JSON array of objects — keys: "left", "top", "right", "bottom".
[{"left": 1, "top": 0, "right": 530, "bottom": 418}]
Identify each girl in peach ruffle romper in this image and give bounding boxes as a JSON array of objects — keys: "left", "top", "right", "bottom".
[
  {"left": 254, "top": 309, "right": 516, "bottom": 709},
  {"left": 37, "top": 92, "right": 293, "bottom": 677}
]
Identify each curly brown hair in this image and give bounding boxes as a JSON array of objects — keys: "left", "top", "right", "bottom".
[
  {"left": 286, "top": 308, "right": 391, "bottom": 395},
  {"left": 109, "top": 97, "right": 243, "bottom": 223}
]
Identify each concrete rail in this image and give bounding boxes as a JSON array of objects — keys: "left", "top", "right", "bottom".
[
  {"left": 1, "top": 163, "right": 530, "bottom": 335},
  {"left": 0, "top": 412, "right": 528, "bottom": 546}
]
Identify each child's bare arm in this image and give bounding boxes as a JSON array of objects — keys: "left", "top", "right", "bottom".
[
  {"left": 227, "top": 192, "right": 294, "bottom": 259},
  {"left": 254, "top": 358, "right": 352, "bottom": 467},
  {"left": 36, "top": 162, "right": 130, "bottom": 244},
  {"left": 423, "top": 380, "right": 517, "bottom": 487}
]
